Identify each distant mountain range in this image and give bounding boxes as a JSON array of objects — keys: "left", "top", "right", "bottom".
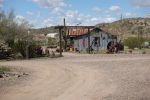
[{"left": 31, "top": 18, "right": 150, "bottom": 39}]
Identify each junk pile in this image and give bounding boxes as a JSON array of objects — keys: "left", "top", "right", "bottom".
[
  {"left": 0, "top": 43, "right": 12, "bottom": 59},
  {"left": 107, "top": 41, "right": 124, "bottom": 54}
]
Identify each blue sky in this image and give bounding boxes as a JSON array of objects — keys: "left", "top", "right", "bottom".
[{"left": 1, "top": 0, "right": 150, "bottom": 28}]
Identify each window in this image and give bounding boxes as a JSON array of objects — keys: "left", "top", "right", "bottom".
[{"left": 94, "top": 37, "right": 100, "bottom": 46}]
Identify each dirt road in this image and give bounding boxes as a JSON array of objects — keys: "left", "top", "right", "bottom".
[{"left": 0, "top": 53, "right": 150, "bottom": 100}]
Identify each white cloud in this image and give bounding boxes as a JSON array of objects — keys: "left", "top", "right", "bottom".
[
  {"left": 51, "top": 7, "right": 64, "bottom": 15},
  {"left": 15, "top": 15, "right": 26, "bottom": 25},
  {"left": 64, "top": 10, "right": 116, "bottom": 26},
  {"left": 43, "top": 18, "right": 55, "bottom": 27},
  {"left": 132, "top": 0, "right": 150, "bottom": 8},
  {"left": 104, "top": 17, "right": 116, "bottom": 22},
  {"left": 109, "top": 5, "right": 121, "bottom": 12},
  {"left": 26, "top": 11, "right": 33, "bottom": 16},
  {"left": 32, "top": 0, "right": 66, "bottom": 10},
  {"left": 62, "top": 10, "right": 93, "bottom": 26},
  {"left": 29, "top": 11, "right": 43, "bottom": 28},
  {"left": 42, "top": 17, "right": 62, "bottom": 27},
  {"left": 37, "top": 11, "right": 41, "bottom": 18},
  {"left": 38, "top": 9, "right": 117, "bottom": 27},
  {"left": 31, "top": 0, "right": 117, "bottom": 27},
  {"left": 32, "top": 0, "right": 67, "bottom": 15},
  {"left": 124, "top": 12, "right": 134, "bottom": 18},
  {"left": 16, "top": 15, "right": 25, "bottom": 20},
  {"left": 123, "top": 12, "right": 137, "bottom": 18},
  {"left": 0, "top": 0, "right": 3, "bottom": 7},
  {"left": 125, "top": 12, "right": 132, "bottom": 17},
  {"left": 42, "top": 18, "right": 63, "bottom": 27},
  {"left": 68, "top": 4, "right": 72, "bottom": 7},
  {"left": 30, "top": 0, "right": 118, "bottom": 27},
  {"left": 146, "top": 13, "right": 150, "bottom": 18},
  {"left": 65, "top": 10, "right": 78, "bottom": 18},
  {"left": 91, "top": 17, "right": 98, "bottom": 21},
  {"left": 83, "top": 17, "right": 116, "bottom": 26},
  {"left": 93, "top": 7, "right": 102, "bottom": 12}
]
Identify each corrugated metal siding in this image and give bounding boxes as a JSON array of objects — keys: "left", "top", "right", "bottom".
[{"left": 73, "top": 31, "right": 117, "bottom": 52}]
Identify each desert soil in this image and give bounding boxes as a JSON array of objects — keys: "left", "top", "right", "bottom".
[{"left": 0, "top": 53, "right": 150, "bottom": 100}]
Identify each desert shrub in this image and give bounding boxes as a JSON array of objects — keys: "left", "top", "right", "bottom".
[
  {"left": 0, "top": 66, "right": 11, "bottom": 74},
  {"left": 124, "top": 37, "right": 146, "bottom": 49},
  {"left": 13, "top": 40, "right": 42, "bottom": 58},
  {"left": 13, "top": 40, "right": 27, "bottom": 58},
  {"left": 29, "top": 45, "right": 43, "bottom": 58}
]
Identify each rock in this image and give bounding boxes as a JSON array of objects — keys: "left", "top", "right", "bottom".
[
  {"left": 23, "top": 73, "right": 29, "bottom": 76},
  {"left": 14, "top": 74, "right": 21, "bottom": 78},
  {"left": 3, "top": 74, "right": 9, "bottom": 77},
  {"left": 129, "top": 50, "right": 132, "bottom": 54},
  {"left": 5, "top": 75, "right": 9, "bottom": 77},
  {"left": 17, "top": 75, "right": 21, "bottom": 78}
]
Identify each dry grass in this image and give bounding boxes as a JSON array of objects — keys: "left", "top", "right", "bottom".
[{"left": 0, "top": 66, "right": 11, "bottom": 74}]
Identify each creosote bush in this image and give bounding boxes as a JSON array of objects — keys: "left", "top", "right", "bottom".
[
  {"left": 0, "top": 66, "right": 11, "bottom": 74},
  {"left": 13, "top": 40, "right": 43, "bottom": 58},
  {"left": 124, "top": 37, "right": 149, "bottom": 49}
]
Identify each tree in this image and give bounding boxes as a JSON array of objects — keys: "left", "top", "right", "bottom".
[
  {"left": 0, "top": 10, "right": 37, "bottom": 58},
  {"left": 0, "top": 10, "right": 32, "bottom": 46},
  {"left": 48, "top": 37, "right": 57, "bottom": 46},
  {"left": 124, "top": 37, "right": 145, "bottom": 49}
]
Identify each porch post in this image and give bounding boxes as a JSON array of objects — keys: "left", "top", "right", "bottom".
[
  {"left": 55, "top": 26, "right": 63, "bottom": 56},
  {"left": 88, "top": 27, "right": 91, "bottom": 54},
  {"left": 64, "top": 18, "right": 67, "bottom": 51},
  {"left": 59, "top": 27, "right": 62, "bottom": 56}
]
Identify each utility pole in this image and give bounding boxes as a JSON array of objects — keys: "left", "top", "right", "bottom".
[
  {"left": 64, "top": 18, "right": 67, "bottom": 51},
  {"left": 120, "top": 13, "right": 123, "bottom": 40},
  {"left": 120, "top": 14, "right": 123, "bottom": 22},
  {"left": 88, "top": 27, "right": 91, "bottom": 54},
  {"left": 55, "top": 26, "right": 63, "bottom": 56},
  {"left": 59, "top": 27, "right": 62, "bottom": 56}
]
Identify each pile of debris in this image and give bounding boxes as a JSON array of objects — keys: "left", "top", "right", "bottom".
[
  {"left": 0, "top": 72, "right": 29, "bottom": 79},
  {"left": 0, "top": 43, "right": 12, "bottom": 59},
  {"left": 107, "top": 41, "right": 124, "bottom": 54}
]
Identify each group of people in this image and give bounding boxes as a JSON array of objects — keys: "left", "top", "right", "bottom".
[{"left": 107, "top": 41, "right": 124, "bottom": 54}]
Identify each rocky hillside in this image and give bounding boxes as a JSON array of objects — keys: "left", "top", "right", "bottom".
[
  {"left": 31, "top": 26, "right": 58, "bottom": 35},
  {"left": 96, "top": 18, "right": 150, "bottom": 39}
]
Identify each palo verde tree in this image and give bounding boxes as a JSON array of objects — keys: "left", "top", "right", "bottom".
[
  {"left": 0, "top": 10, "right": 38, "bottom": 58},
  {"left": 0, "top": 10, "right": 31, "bottom": 47}
]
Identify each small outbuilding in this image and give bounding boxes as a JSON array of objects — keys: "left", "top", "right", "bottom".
[
  {"left": 65, "top": 26, "right": 121, "bottom": 53},
  {"left": 73, "top": 27, "right": 118, "bottom": 52}
]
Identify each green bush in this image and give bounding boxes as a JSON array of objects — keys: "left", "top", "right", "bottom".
[
  {"left": 28, "top": 44, "right": 43, "bottom": 58},
  {"left": 13, "top": 40, "right": 27, "bottom": 58},
  {"left": 124, "top": 37, "right": 146, "bottom": 49},
  {"left": 13, "top": 40, "right": 42, "bottom": 58},
  {"left": 0, "top": 66, "right": 11, "bottom": 74}
]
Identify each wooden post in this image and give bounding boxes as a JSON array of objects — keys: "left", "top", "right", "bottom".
[
  {"left": 88, "top": 28, "right": 91, "bottom": 54},
  {"left": 64, "top": 18, "right": 67, "bottom": 51},
  {"left": 59, "top": 28, "right": 62, "bottom": 56},
  {"left": 55, "top": 26, "right": 63, "bottom": 56}
]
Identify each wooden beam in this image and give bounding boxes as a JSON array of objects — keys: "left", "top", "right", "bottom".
[
  {"left": 55, "top": 26, "right": 63, "bottom": 56},
  {"left": 88, "top": 27, "right": 91, "bottom": 54}
]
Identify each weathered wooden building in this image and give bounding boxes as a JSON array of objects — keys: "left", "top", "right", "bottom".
[{"left": 66, "top": 26, "right": 118, "bottom": 52}]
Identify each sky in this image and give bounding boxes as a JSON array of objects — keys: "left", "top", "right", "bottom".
[{"left": 0, "top": 0, "right": 150, "bottom": 28}]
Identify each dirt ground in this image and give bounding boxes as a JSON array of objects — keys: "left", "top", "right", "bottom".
[{"left": 0, "top": 53, "right": 150, "bottom": 100}]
